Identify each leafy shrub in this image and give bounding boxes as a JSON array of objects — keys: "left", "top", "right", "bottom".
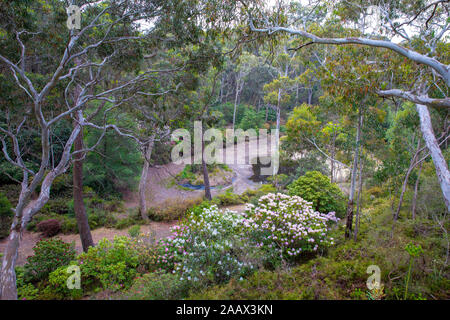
[
  {"left": 287, "top": 171, "right": 346, "bottom": 217},
  {"left": 0, "top": 192, "right": 13, "bottom": 238},
  {"left": 36, "top": 219, "right": 61, "bottom": 237},
  {"left": 238, "top": 108, "right": 265, "bottom": 131},
  {"left": 267, "top": 174, "right": 290, "bottom": 191},
  {"left": 245, "top": 184, "right": 277, "bottom": 205},
  {"left": 366, "top": 186, "right": 383, "bottom": 198},
  {"left": 77, "top": 236, "right": 140, "bottom": 292},
  {"left": 114, "top": 217, "right": 136, "bottom": 230},
  {"left": 244, "top": 193, "right": 338, "bottom": 262},
  {"left": 24, "top": 238, "right": 76, "bottom": 282},
  {"left": 123, "top": 271, "right": 189, "bottom": 300},
  {"left": 210, "top": 102, "right": 246, "bottom": 125},
  {"left": 40, "top": 198, "right": 71, "bottom": 216},
  {"left": 16, "top": 266, "right": 39, "bottom": 300},
  {"left": 88, "top": 208, "right": 118, "bottom": 229},
  {"left": 41, "top": 264, "right": 83, "bottom": 300},
  {"left": 212, "top": 191, "right": 244, "bottom": 206},
  {"left": 61, "top": 217, "right": 78, "bottom": 234},
  {"left": 188, "top": 200, "right": 213, "bottom": 216},
  {"left": 0, "top": 162, "right": 24, "bottom": 184},
  {"left": 415, "top": 172, "right": 447, "bottom": 217},
  {"left": 51, "top": 174, "right": 72, "bottom": 196},
  {"left": 147, "top": 197, "right": 203, "bottom": 221},
  {"left": 156, "top": 205, "right": 260, "bottom": 286},
  {"left": 128, "top": 225, "right": 141, "bottom": 238},
  {"left": 127, "top": 235, "right": 160, "bottom": 273}
]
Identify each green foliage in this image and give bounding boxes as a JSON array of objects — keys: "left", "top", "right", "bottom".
[
  {"left": 238, "top": 107, "right": 266, "bottom": 131},
  {"left": 128, "top": 225, "right": 141, "bottom": 238},
  {"left": 16, "top": 266, "right": 39, "bottom": 301},
  {"left": 0, "top": 191, "right": 12, "bottom": 216},
  {"left": 244, "top": 193, "right": 337, "bottom": 265},
  {"left": 123, "top": 271, "right": 189, "bottom": 300},
  {"left": 0, "top": 191, "right": 13, "bottom": 238},
  {"left": 404, "top": 242, "right": 424, "bottom": 300},
  {"left": 176, "top": 163, "right": 232, "bottom": 186},
  {"left": 212, "top": 191, "right": 244, "bottom": 206},
  {"left": 157, "top": 205, "right": 261, "bottom": 286},
  {"left": 77, "top": 236, "right": 140, "bottom": 292},
  {"left": 285, "top": 104, "right": 321, "bottom": 146},
  {"left": 211, "top": 102, "right": 246, "bottom": 125},
  {"left": 114, "top": 217, "right": 137, "bottom": 230},
  {"left": 0, "top": 162, "right": 23, "bottom": 184},
  {"left": 147, "top": 197, "right": 204, "bottom": 221},
  {"left": 23, "top": 238, "right": 76, "bottom": 283},
  {"left": 84, "top": 110, "right": 142, "bottom": 198},
  {"left": 42, "top": 265, "right": 83, "bottom": 300},
  {"left": 288, "top": 171, "right": 346, "bottom": 217},
  {"left": 292, "top": 153, "right": 329, "bottom": 178},
  {"left": 267, "top": 174, "right": 290, "bottom": 191},
  {"left": 188, "top": 200, "right": 215, "bottom": 216}
]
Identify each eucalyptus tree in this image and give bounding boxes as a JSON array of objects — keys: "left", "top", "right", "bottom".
[{"left": 246, "top": 0, "right": 450, "bottom": 211}]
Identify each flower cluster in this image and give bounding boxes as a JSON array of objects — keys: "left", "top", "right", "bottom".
[
  {"left": 156, "top": 205, "right": 257, "bottom": 284},
  {"left": 243, "top": 193, "right": 337, "bottom": 259}
]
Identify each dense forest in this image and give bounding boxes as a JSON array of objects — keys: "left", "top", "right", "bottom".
[{"left": 0, "top": 0, "right": 448, "bottom": 301}]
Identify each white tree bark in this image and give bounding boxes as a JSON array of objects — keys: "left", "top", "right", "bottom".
[
  {"left": 138, "top": 136, "right": 155, "bottom": 221},
  {"left": 248, "top": 20, "right": 450, "bottom": 86},
  {"left": 416, "top": 104, "right": 450, "bottom": 211}
]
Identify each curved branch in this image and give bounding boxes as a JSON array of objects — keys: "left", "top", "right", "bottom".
[
  {"left": 248, "top": 18, "right": 450, "bottom": 86},
  {"left": 377, "top": 89, "right": 450, "bottom": 110}
]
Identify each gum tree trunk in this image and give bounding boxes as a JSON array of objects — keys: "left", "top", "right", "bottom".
[
  {"left": 73, "top": 111, "right": 94, "bottom": 252},
  {"left": 353, "top": 153, "right": 363, "bottom": 241},
  {"left": 138, "top": 136, "right": 155, "bottom": 221},
  {"left": 411, "top": 161, "right": 423, "bottom": 220},
  {"left": 0, "top": 229, "right": 21, "bottom": 300},
  {"left": 345, "top": 107, "right": 363, "bottom": 238},
  {"left": 202, "top": 135, "right": 212, "bottom": 201},
  {"left": 416, "top": 104, "right": 450, "bottom": 211},
  {"left": 394, "top": 138, "right": 421, "bottom": 220},
  {"left": 330, "top": 133, "right": 336, "bottom": 183}
]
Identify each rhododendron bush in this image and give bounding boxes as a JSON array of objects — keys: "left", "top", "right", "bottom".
[
  {"left": 243, "top": 193, "right": 338, "bottom": 259},
  {"left": 154, "top": 194, "right": 338, "bottom": 286},
  {"left": 156, "top": 205, "right": 259, "bottom": 285}
]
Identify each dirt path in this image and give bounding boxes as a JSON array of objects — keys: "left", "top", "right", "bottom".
[{"left": 123, "top": 138, "right": 268, "bottom": 209}]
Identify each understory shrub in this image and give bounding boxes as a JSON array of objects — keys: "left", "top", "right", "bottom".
[
  {"left": 23, "top": 238, "right": 76, "bottom": 282},
  {"left": 243, "top": 193, "right": 338, "bottom": 263},
  {"left": 77, "top": 236, "right": 140, "bottom": 292},
  {"left": 288, "top": 171, "right": 346, "bottom": 217},
  {"left": 0, "top": 192, "right": 13, "bottom": 239},
  {"left": 128, "top": 225, "right": 141, "bottom": 238},
  {"left": 16, "top": 266, "right": 39, "bottom": 300},
  {"left": 147, "top": 197, "right": 203, "bottom": 221},
  {"left": 156, "top": 205, "right": 260, "bottom": 286},
  {"left": 36, "top": 219, "right": 61, "bottom": 237},
  {"left": 123, "top": 271, "right": 189, "bottom": 300},
  {"left": 42, "top": 264, "right": 83, "bottom": 300},
  {"left": 212, "top": 191, "right": 244, "bottom": 206}
]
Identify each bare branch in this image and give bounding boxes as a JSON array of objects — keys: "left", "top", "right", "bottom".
[{"left": 377, "top": 89, "right": 450, "bottom": 110}]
